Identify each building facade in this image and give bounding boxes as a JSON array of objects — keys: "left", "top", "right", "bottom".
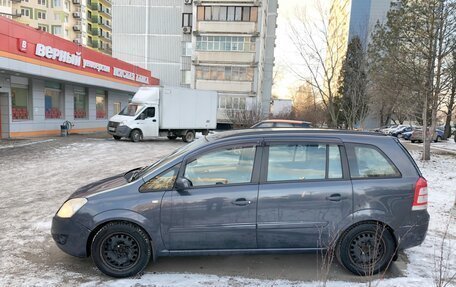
[
  {"left": 0, "top": 0, "right": 111, "bottom": 55},
  {"left": 0, "top": 16, "right": 157, "bottom": 138},
  {"left": 326, "top": 0, "right": 393, "bottom": 127},
  {"left": 112, "top": 0, "right": 278, "bottom": 124}
]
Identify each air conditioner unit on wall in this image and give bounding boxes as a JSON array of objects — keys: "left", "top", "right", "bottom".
[
  {"left": 182, "top": 26, "right": 192, "bottom": 34},
  {"left": 184, "top": 0, "right": 193, "bottom": 5}
]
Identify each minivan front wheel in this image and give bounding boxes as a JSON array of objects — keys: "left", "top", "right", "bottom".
[
  {"left": 91, "top": 222, "right": 151, "bottom": 278},
  {"left": 337, "top": 223, "right": 395, "bottom": 276},
  {"left": 130, "top": 130, "right": 142, "bottom": 143}
]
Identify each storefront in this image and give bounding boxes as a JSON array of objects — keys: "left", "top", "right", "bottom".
[{"left": 0, "top": 17, "right": 159, "bottom": 138}]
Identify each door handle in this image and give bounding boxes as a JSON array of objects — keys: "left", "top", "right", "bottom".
[
  {"left": 152, "top": 119, "right": 156, "bottom": 122},
  {"left": 326, "top": 193, "right": 342, "bottom": 202},
  {"left": 232, "top": 198, "right": 252, "bottom": 206}
]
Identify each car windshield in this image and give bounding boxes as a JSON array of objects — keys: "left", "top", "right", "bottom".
[
  {"left": 131, "top": 136, "right": 211, "bottom": 181},
  {"left": 119, "top": 104, "right": 143, "bottom": 116}
]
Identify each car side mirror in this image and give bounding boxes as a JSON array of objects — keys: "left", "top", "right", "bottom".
[{"left": 175, "top": 178, "right": 192, "bottom": 194}]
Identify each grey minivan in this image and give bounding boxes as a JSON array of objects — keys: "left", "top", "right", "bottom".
[{"left": 51, "top": 129, "right": 429, "bottom": 278}]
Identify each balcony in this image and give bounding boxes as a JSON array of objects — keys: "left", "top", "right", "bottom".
[
  {"left": 196, "top": 79, "right": 252, "bottom": 93},
  {"left": 197, "top": 21, "right": 257, "bottom": 34},
  {"left": 99, "top": 19, "right": 112, "bottom": 30},
  {"left": 91, "top": 28, "right": 99, "bottom": 36}
]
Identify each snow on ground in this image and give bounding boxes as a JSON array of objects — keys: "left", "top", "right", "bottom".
[{"left": 0, "top": 137, "right": 454, "bottom": 287}]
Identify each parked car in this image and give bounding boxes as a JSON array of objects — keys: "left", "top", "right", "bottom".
[
  {"left": 52, "top": 129, "right": 429, "bottom": 278},
  {"left": 402, "top": 130, "right": 414, "bottom": 140},
  {"left": 251, "top": 119, "right": 312, "bottom": 128},
  {"left": 380, "top": 124, "right": 399, "bottom": 134},
  {"left": 390, "top": 125, "right": 414, "bottom": 137},
  {"left": 410, "top": 128, "right": 444, "bottom": 143}
]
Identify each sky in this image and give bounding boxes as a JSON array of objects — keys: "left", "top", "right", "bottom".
[{"left": 273, "top": 0, "right": 323, "bottom": 99}]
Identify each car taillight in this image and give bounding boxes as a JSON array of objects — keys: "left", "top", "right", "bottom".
[{"left": 412, "top": 177, "right": 428, "bottom": 211}]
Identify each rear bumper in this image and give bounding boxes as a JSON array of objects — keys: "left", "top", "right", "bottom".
[
  {"left": 396, "top": 211, "right": 430, "bottom": 250},
  {"left": 107, "top": 125, "right": 131, "bottom": 137},
  {"left": 51, "top": 216, "right": 91, "bottom": 258}
]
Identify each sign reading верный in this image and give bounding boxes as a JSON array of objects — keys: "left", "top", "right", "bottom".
[{"left": 34, "top": 43, "right": 149, "bottom": 85}]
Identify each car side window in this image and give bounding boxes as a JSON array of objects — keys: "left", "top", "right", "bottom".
[
  {"left": 267, "top": 144, "right": 343, "bottom": 182},
  {"left": 140, "top": 164, "right": 180, "bottom": 192},
  {"left": 258, "top": 122, "right": 274, "bottom": 128},
  {"left": 137, "top": 107, "right": 155, "bottom": 120},
  {"left": 348, "top": 145, "right": 400, "bottom": 178},
  {"left": 274, "top": 122, "right": 293, "bottom": 128},
  {"left": 184, "top": 146, "right": 256, "bottom": 187}
]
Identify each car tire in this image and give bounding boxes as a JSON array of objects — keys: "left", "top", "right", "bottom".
[
  {"left": 91, "top": 222, "right": 151, "bottom": 278},
  {"left": 167, "top": 136, "right": 177, "bottom": 140},
  {"left": 130, "top": 130, "right": 142, "bottom": 143},
  {"left": 336, "top": 223, "right": 395, "bottom": 276},
  {"left": 113, "top": 136, "right": 122, "bottom": 141},
  {"left": 182, "top": 130, "right": 195, "bottom": 143}
]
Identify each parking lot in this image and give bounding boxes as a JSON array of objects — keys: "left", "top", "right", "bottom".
[{"left": 0, "top": 134, "right": 454, "bottom": 287}]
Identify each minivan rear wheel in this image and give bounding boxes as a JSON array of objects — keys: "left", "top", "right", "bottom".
[
  {"left": 91, "top": 222, "right": 151, "bottom": 278},
  {"left": 337, "top": 223, "right": 395, "bottom": 276}
]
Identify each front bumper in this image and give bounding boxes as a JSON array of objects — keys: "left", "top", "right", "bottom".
[
  {"left": 107, "top": 125, "right": 131, "bottom": 137},
  {"left": 51, "top": 216, "right": 91, "bottom": 258},
  {"left": 396, "top": 211, "right": 430, "bottom": 250}
]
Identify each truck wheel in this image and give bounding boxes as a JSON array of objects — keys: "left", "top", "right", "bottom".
[
  {"left": 336, "top": 223, "right": 395, "bottom": 276},
  {"left": 91, "top": 222, "right": 151, "bottom": 278},
  {"left": 130, "top": 130, "right": 142, "bottom": 143},
  {"left": 183, "top": 131, "right": 195, "bottom": 143},
  {"left": 167, "top": 136, "right": 177, "bottom": 140},
  {"left": 113, "top": 136, "right": 122, "bottom": 141}
]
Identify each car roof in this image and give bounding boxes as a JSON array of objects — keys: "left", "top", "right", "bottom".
[
  {"left": 259, "top": 119, "right": 312, "bottom": 124},
  {"left": 209, "top": 128, "right": 386, "bottom": 142}
]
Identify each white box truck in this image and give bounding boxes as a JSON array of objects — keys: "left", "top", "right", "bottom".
[{"left": 107, "top": 86, "right": 218, "bottom": 142}]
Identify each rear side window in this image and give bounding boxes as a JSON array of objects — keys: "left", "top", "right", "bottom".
[
  {"left": 347, "top": 144, "right": 400, "bottom": 179},
  {"left": 266, "top": 144, "right": 343, "bottom": 182}
]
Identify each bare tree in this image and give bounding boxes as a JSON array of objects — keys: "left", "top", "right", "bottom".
[{"left": 286, "top": 2, "right": 346, "bottom": 128}]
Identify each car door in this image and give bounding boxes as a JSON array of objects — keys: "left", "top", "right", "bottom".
[
  {"left": 136, "top": 106, "right": 158, "bottom": 138},
  {"left": 257, "top": 138, "right": 353, "bottom": 249},
  {"left": 160, "top": 142, "right": 262, "bottom": 250}
]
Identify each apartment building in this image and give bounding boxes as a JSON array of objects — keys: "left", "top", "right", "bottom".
[
  {"left": 326, "top": 0, "right": 393, "bottom": 102},
  {"left": 0, "top": 0, "right": 111, "bottom": 55},
  {"left": 113, "top": 0, "right": 278, "bottom": 124}
]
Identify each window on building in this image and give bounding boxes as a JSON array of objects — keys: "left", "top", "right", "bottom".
[
  {"left": 38, "top": 25, "right": 48, "bottom": 32},
  {"left": 21, "top": 8, "right": 32, "bottom": 18},
  {"left": 45, "top": 81, "right": 63, "bottom": 119},
  {"left": 113, "top": 102, "right": 121, "bottom": 116},
  {"left": 197, "top": 6, "right": 258, "bottom": 22},
  {"left": 38, "top": 0, "right": 46, "bottom": 5},
  {"left": 11, "top": 78, "right": 31, "bottom": 121},
  {"left": 52, "top": 25, "right": 62, "bottom": 35},
  {"left": 74, "top": 87, "right": 88, "bottom": 119},
  {"left": 53, "top": 0, "right": 62, "bottom": 7},
  {"left": 64, "top": 15, "right": 68, "bottom": 22},
  {"left": 96, "top": 90, "right": 107, "bottom": 119},
  {"left": 37, "top": 11, "right": 46, "bottom": 19},
  {"left": 196, "top": 66, "right": 254, "bottom": 81},
  {"left": 182, "top": 13, "right": 192, "bottom": 27},
  {"left": 182, "top": 42, "right": 192, "bottom": 56},
  {"left": 218, "top": 96, "right": 246, "bottom": 110},
  {"left": 196, "top": 36, "right": 255, "bottom": 52},
  {"left": 65, "top": 0, "right": 70, "bottom": 10}
]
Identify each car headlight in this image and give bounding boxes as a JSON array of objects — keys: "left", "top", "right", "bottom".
[{"left": 56, "top": 198, "right": 87, "bottom": 218}]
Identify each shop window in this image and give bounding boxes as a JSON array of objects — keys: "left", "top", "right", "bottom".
[
  {"left": 96, "top": 90, "right": 107, "bottom": 119},
  {"left": 113, "top": 102, "right": 121, "bottom": 116},
  {"left": 11, "top": 81, "right": 31, "bottom": 121},
  {"left": 74, "top": 87, "right": 88, "bottom": 120},
  {"left": 45, "top": 82, "right": 63, "bottom": 119}
]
